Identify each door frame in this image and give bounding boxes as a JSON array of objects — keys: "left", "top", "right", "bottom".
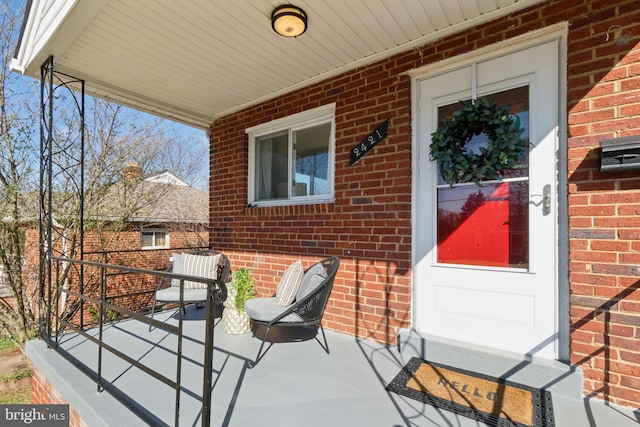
[{"left": 409, "top": 23, "right": 569, "bottom": 361}]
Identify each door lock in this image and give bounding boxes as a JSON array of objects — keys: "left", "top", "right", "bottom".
[{"left": 531, "top": 184, "right": 551, "bottom": 216}]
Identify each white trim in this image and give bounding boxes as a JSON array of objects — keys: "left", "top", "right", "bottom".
[
  {"left": 408, "top": 23, "right": 569, "bottom": 80},
  {"left": 246, "top": 104, "right": 336, "bottom": 207},
  {"left": 556, "top": 28, "right": 570, "bottom": 363},
  {"left": 410, "top": 23, "right": 569, "bottom": 360},
  {"left": 11, "top": 0, "right": 109, "bottom": 76},
  {"left": 144, "top": 171, "right": 189, "bottom": 186},
  {"left": 246, "top": 103, "right": 336, "bottom": 136}
]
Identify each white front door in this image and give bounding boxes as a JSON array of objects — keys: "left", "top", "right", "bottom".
[{"left": 414, "top": 40, "right": 559, "bottom": 359}]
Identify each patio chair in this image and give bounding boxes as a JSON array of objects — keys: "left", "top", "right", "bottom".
[
  {"left": 149, "top": 250, "right": 230, "bottom": 329},
  {"left": 244, "top": 256, "right": 340, "bottom": 367}
]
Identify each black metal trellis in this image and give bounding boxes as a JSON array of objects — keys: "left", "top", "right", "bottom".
[
  {"left": 40, "top": 55, "right": 86, "bottom": 339},
  {"left": 37, "top": 56, "right": 218, "bottom": 427}
]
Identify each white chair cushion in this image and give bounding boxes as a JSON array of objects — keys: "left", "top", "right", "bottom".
[
  {"left": 156, "top": 286, "right": 208, "bottom": 303},
  {"left": 275, "top": 261, "right": 304, "bottom": 306},
  {"left": 180, "top": 253, "right": 221, "bottom": 289},
  {"left": 244, "top": 297, "right": 303, "bottom": 323}
]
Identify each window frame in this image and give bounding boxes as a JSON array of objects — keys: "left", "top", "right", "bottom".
[
  {"left": 246, "top": 104, "right": 336, "bottom": 207},
  {"left": 141, "top": 228, "right": 170, "bottom": 249}
]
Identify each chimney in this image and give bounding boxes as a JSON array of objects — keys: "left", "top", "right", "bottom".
[{"left": 123, "top": 162, "right": 143, "bottom": 180}]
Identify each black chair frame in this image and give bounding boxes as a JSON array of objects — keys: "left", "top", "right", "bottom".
[
  {"left": 249, "top": 256, "right": 340, "bottom": 367},
  {"left": 148, "top": 249, "right": 230, "bottom": 330}
]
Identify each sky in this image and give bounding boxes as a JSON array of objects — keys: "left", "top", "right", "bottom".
[{"left": 5, "top": 1, "right": 210, "bottom": 191}]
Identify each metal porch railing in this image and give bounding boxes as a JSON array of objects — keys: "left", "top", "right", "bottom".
[{"left": 42, "top": 255, "right": 226, "bottom": 427}]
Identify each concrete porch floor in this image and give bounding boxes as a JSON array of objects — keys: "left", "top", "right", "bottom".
[{"left": 27, "top": 306, "right": 640, "bottom": 427}]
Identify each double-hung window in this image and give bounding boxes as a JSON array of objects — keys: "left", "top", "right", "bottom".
[
  {"left": 247, "top": 104, "right": 335, "bottom": 206},
  {"left": 141, "top": 228, "right": 169, "bottom": 249}
]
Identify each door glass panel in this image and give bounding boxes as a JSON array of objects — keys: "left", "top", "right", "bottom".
[{"left": 436, "top": 86, "right": 529, "bottom": 268}]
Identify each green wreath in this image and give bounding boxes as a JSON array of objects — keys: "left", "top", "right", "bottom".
[{"left": 429, "top": 97, "right": 526, "bottom": 186}]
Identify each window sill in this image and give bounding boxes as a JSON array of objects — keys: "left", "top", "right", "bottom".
[{"left": 247, "top": 197, "right": 335, "bottom": 208}]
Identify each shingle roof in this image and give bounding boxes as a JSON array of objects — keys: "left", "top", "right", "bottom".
[
  {"left": 12, "top": 171, "right": 208, "bottom": 225},
  {"left": 91, "top": 178, "right": 208, "bottom": 224}
]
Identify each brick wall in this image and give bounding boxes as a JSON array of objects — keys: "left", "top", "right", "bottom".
[
  {"left": 209, "top": 0, "right": 640, "bottom": 406},
  {"left": 25, "top": 225, "right": 207, "bottom": 326},
  {"left": 564, "top": 0, "right": 640, "bottom": 408},
  {"left": 210, "top": 48, "right": 414, "bottom": 344},
  {"left": 32, "top": 368, "right": 86, "bottom": 427}
]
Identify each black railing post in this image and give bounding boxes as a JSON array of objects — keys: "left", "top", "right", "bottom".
[
  {"left": 97, "top": 265, "right": 106, "bottom": 393},
  {"left": 201, "top": 281, "right": 215, "bottom": 427},
  {"left": 174, "top": 279, "right": 185, "bottom": 426},
  {"left": 53, "top": 258, "right": 60, "bottom": 348}
]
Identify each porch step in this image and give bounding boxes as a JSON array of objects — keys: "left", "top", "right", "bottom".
[{"left": 397, "top": 328, "right": 583, "bottom": 399}]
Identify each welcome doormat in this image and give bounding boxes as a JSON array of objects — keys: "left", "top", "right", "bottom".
[{"left": 386, "top": 357, "right": 554, "bottom": 427}]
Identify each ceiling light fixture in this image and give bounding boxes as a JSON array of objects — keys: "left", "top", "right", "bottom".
[{"left": 271, "top": 5, "right": 307, "bottom": 37}]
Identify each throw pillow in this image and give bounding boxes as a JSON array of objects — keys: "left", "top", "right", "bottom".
[
  {"left": 275, "top": 261, "right": 304, "bottom": 306},
  {"left": 295, "top": 262, "right": 328, "bottom": 302},
  {"left": 181, "top": 253, "right": 221, "bottom": 289}
]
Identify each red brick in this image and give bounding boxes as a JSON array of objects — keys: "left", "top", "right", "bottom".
[{"left": 204, "top": 0, "right": 640, "bottom": 408}]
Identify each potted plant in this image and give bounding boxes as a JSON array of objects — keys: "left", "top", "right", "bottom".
[{"left": 222, "top": 267, "right": 255, "bottom": 334}]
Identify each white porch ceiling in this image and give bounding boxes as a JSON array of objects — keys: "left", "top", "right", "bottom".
[{"left": 13, "top": 0, "right": 545, "bottom": 129}]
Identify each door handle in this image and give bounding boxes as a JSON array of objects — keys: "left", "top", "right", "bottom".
[{"left": 531, "top": 184, "right": 551, "bottom": 216}]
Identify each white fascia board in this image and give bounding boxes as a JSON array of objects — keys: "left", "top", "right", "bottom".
[
  {"left": 11, "top": 0, "right": 108, "bottom": 77},
  {"left": 145, "top": 172, "right": 189, "bottom": 187}
]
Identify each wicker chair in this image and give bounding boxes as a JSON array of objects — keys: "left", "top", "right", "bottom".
[
  {"left": 148, "top": 250, "right": 230, "bottom": 329},
  {"left": 244, "top": 256, "right": 340, "bottom": 367}
]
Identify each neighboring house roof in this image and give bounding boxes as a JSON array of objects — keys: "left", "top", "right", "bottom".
[
  {"left": 12, "top": 170, "right": 208, "bottom": 225},
  {"left": 0, "top": 192, "right": 39, "bottom": 224},
  {"left": 91, "top": 172, "right": 208, "bottom": 224}
]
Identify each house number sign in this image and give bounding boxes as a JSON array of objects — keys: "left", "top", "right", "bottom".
[{"left": 350, "top": 119, "right": 390, "bottom": 166}]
